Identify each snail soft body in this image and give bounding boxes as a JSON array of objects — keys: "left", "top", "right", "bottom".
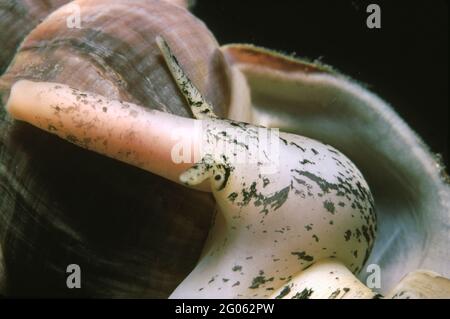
[{"left": 4, "top": 37, "right": 377, "bottom": 298}]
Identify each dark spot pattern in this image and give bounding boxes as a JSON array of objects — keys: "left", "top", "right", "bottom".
[
  {"left": 292, "top": 288, "right": 314, "bottom": 299},
  {"left": 291, "top": 251, "right": 314, "bottom": 262},
  {"left": 249, "top": 272, "right": 274, "bottom": 289},
  {"left": 275, "top": 285, "right": 291, "bottom": 299}
]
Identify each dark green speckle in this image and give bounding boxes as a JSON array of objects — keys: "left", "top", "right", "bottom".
[{"left": 323, "top": 200, "right": 335, "bottom": 214}]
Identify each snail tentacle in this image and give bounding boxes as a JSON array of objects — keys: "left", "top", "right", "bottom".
[
  {"left": 156, "top": 36, "right": 218, "bottom": 120},
  {"left": 180, "top": 154, "right": 215, "bottom": 186},
  {"left": 180, "top": 154, "right": 232, "bottom": 191}
]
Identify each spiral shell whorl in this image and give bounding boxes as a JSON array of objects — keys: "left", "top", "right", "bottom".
[
  {"left": 3, "top": 0, "right": 230, "bottom": 117},
  {"left": 0, "top": 0, "right": 69, "bottom": 73}
]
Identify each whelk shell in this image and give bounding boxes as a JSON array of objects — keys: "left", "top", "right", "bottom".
[{"left": 0, "top": 0, "right": 231, "bottom": 297}]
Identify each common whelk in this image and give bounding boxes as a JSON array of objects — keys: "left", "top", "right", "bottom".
[{"left": 0, "top": 0, "right": 449, "bottom": 298}]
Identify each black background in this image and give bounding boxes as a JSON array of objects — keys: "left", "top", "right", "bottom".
[
  {"left": 193, "top": 0, "right": 449, "bottom": 166},
  {"left": 0, "top": 298, "right": 444, "bottom": 316}
]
